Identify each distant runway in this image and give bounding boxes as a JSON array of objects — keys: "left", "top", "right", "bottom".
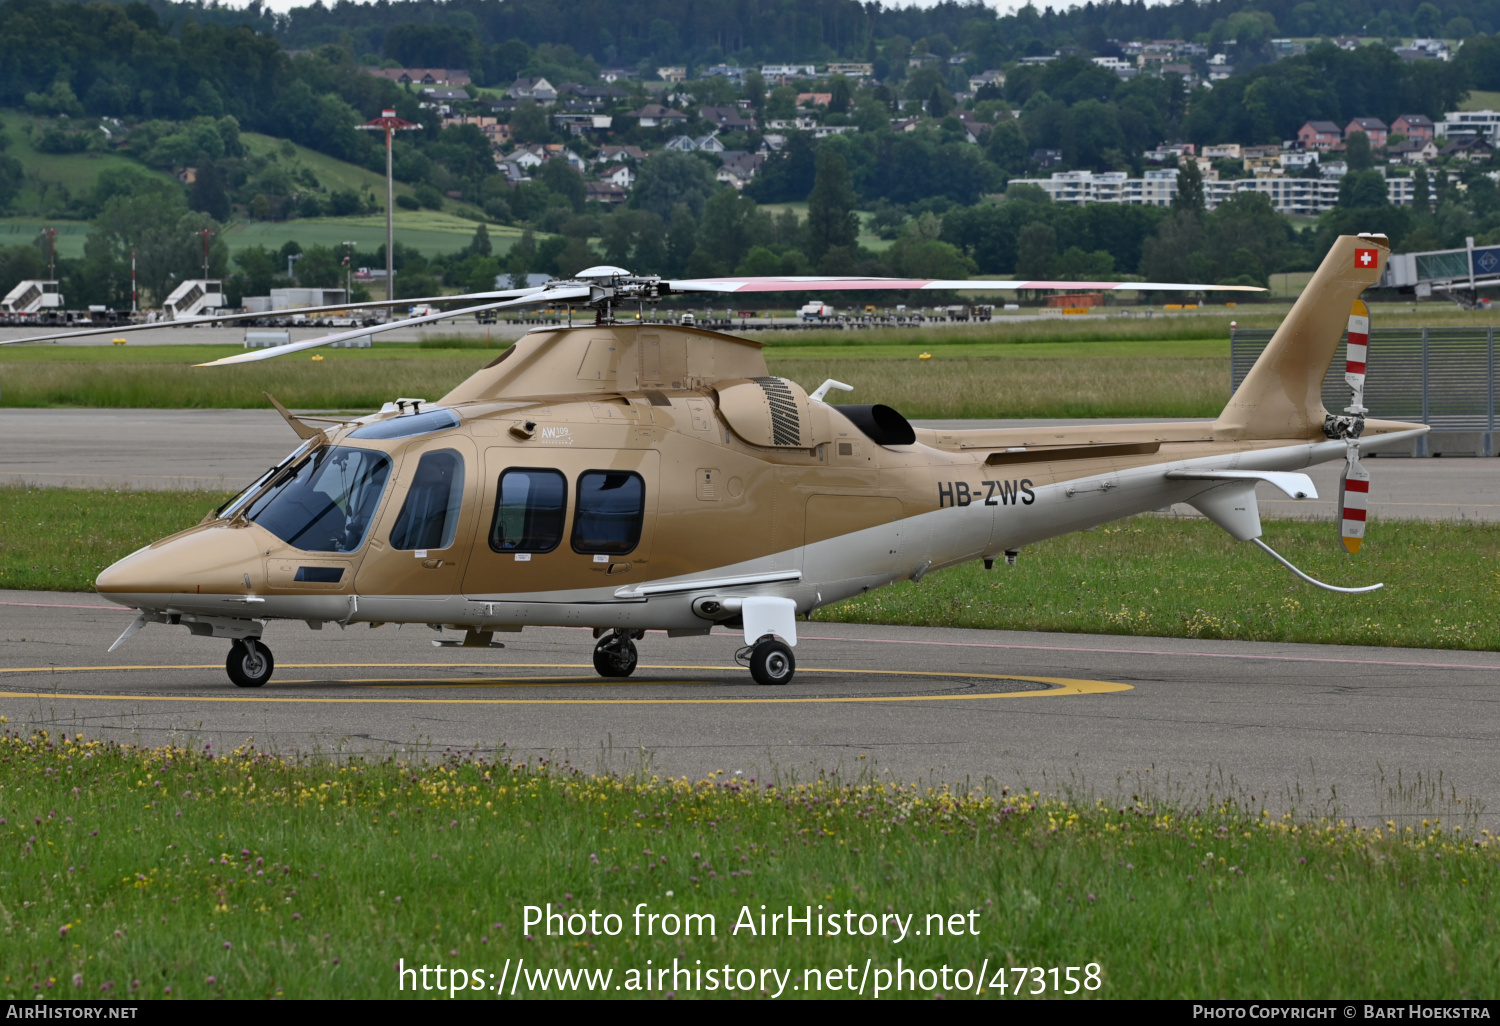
[
  {"left": 1, "top": 589, "right": 1496, "bottom": 825},
  {"left": 3, "top": 409, "right": 1497, "bottom": 522}
]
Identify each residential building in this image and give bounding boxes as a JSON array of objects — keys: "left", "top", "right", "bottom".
[
  {"left": 1298, "top": 121, "right": 1343, "bottom": 151},
  {"left": 760, "top": 64, "right": 817, "bottom": 80},
  {"left": 1271, "top": 38, "right": 1307, "bottom": 58},
  {"left": 826, "top": 63, "right": 873, "bottom": 77},
  {"left": 601, "top": 67, "right": 637, "bottom": 83},
  {"left": 699, "top": 64, "right": 747, "bottom": 81},
  {"left": 797, "top": 92, "right": 833, "bottom": 108},
  {"left": 969, "top": 69, "right": 1005, "bottom": 93},
  {"left": 763, "top": 116, "right": 819, "bottom": 131},
  {"left": 1392, "top": 114, "right": 1435, "bottom": 142},
  {"left": 716, "top": 152, "right": 765, "bottom": 190},
  {"left": 954, "top": 112, "right": 991, "bottom": 144},
  {"left": 1012, "top": 167, "right": 1345, "bottom": 214},
  {"left": 418, "top": 88, "right": 469, "bottom": 114},
  {"left": 1320, "top": 160, "right": 1349, "bottom": 178},
  {"left": 907, "top": 52, "right": 941, "bottom": 67},
  {"left": 1332, "top": 37, "right": 1361, "bottom": 50},
  {"left": 695, "top": 134, "right": 725, "bottom": 153},
  {"left": 508, "top": 77, "right": 557, "bottom": 102},
  {"left": 552, "top": 113, "right": 613, "bottom": 135},
  {"left": 1030, "top": 149, "right": 1063, "bottom": 168},
  {"left": 1442, "top": 109, "right": 1500, "bottom": 143},
  {"left": 1387, "top": 175, "right": 1421, "bottom": 206},
  {"left": 441, "top": 114, "right": 511, "bottom": 148},
  {"left": 627, "top": 104, "right": 689, "bottom": 128},
  {"left": 1345, "top": 117, "right": 1389, "bottom": 148},
  {"left": 1280, "top": 150, "right": 1319, "bottom": 171},
  {"left": 1143, "top": 142, "right": 1196, "bottom": 162},
  {"left": 585, "top": 181, "right": 627, "bottom": 203},
  {"left": 656, "top": 66, "right": 687, "bottom": 83},
  {"left": 1091, "top": 56, "right": 1133, "bottom": 73},
  {"left": 508, "top": 144, "right": 586, "bottom": 172},
  {"left": 594, "top": 144, "right": 650, "bottom": 164},
  {"left": 364, "top": 67, "right": 470, "bottom": 87},
  {"left": 698, "top": 105, "right": 756, "bottom": 131},
  {"left": 1202, "top": 143, "right": 1242, "bottom": 160},
  {"left": 663, "top": 135, "right": 697, "bottom": 153},
  {"left": 1397, "top": 38, "right": 1451, "bottom": 61},
  {"left": 1440, "top": 137, "right": 1495, "bottom": 162},
  {"left": 1385, "top": 139, "right": 1428, "bottom": 164},
  {"left": 598, "top": 164, "right": 636, "bottom": 189}
]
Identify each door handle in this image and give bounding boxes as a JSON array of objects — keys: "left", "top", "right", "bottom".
[{"left": 421, "top": 558, "right": 445, "bottom": 569}]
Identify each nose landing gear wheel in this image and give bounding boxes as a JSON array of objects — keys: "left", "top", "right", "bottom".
[
  {"left": 748, "top": 637, "right": 795, "bottom": 686},
  {"left": 592, "top": 630, "right": 638, "bottom": 678},
  {"left": 226, "top": 639, "right": 274, "bottom": 688}
]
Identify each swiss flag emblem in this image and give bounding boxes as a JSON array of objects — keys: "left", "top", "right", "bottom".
[{"left": 1355, "top": 248, "right": 1379, "bottom": 268}]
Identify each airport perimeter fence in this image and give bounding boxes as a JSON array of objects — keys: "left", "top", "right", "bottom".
[{"left": 1230, "top": 327, "right": 1499, "bottom": 455}]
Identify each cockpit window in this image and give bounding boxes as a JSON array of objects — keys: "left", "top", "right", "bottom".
[
  {"left": 349, "top": 408, "right": 460, "bottom": 440},
  {"left": 389, "top": 449, "right": 465, "bottom": 550},
  {"left": 216, "top": 438, "right": 318, "bottom": 521},
  {"left": 245, "top": 445, "right": 392, "bottom": 553}
]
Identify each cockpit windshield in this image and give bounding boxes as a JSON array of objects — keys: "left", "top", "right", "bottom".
[{"left": 244, "top": 445, "right": 392, "bottom": 553}]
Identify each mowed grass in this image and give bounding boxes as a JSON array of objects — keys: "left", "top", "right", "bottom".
[
  {"left": 773, "top": 355, "right": 1225, "bottom": 418},
  {"left": 818, "top": 515, "right": 1500, "bottom": 651},
  {"left": 4, "top": 487, "right": 1499, "bottom": 655},
  {"left": 0, "top": 344, "right": 487, "bottom": 411},
  {"left": 222, "top": 212, "right": 520, "bottom": 260},
  {"left": 0, "top": 336, "right": 1227, "bottom": 417},
  {"left": 1, "top": 731, "right": 1495, "bottom": 1000}
]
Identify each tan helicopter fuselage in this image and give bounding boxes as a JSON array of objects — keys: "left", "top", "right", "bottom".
[{"left": 94, "top": 235, "right": 1424, "bottom": 643}]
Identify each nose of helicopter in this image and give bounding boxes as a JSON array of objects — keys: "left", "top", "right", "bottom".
[{"left": 96, "top": 524, "right": 265, "bottom": 603}]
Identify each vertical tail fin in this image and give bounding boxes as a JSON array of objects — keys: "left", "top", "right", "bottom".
[{"left": 1214, "top": 234, "right": 1388, "bottom": 440}]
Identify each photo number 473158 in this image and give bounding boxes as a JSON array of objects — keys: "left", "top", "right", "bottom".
[{"left": 937, "top": 478, "right": 1036, "bottom": 508}]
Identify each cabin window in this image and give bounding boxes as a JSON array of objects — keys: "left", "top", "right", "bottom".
[
  {"left": 489, "top": 468, "right": 567, "bottom": 553},
  {"left": 245, "top": 445, "right": 391, "bottom": 553},
  {"left": 389, "top": 449, "right": 465, "bottom": 550},
  {"left": 571, "top": 471, "right": 645, "bottom": 555}
]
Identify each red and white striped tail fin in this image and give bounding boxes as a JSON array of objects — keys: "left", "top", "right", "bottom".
[
  {"left": 1338, "top": 452, "right": 1370, "bottom": 554},
  {"left": 1345, "top": 299, "right": 1369, "bottom": 412}
]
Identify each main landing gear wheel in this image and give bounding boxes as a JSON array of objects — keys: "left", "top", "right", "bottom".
[
  {"left": 748, "top": 636, "right": 795, "bottom": 686},
  {"left": 226, "top": 638, "right": 273, "bottom": 688},
  {"left": 592, "top": 630, "right": 639, "bottom": 678}
]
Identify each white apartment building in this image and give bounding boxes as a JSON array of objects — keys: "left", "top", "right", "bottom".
[
  {"left": 1442, "top": 109, "right": 1500, "bottom": 142},
  {"left": 1010, "top": 169, "right": 1179, "bottom": 206},
  {"left": 1013, "top": 167, "right": 1353, "bottom": 214}
]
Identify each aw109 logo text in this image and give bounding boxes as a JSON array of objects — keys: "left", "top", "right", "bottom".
[{"left": 937, "top": 480, "right": 1036, "bottom": 508}]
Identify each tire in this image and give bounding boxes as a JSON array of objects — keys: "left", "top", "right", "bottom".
[
  {"left": 593, "top": 637, "right": 637, "bottom": 678},
  {"left": 749, "top": 638, "right": 795, "bottom": 686},
  {"left": 226, "top": 639, "right": 273, "bottom": 688}
]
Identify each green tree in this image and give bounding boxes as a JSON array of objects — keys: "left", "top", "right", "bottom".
[
  {"left": 630, "top": 151, "right": 718, "bottom": 221},
  {"left": 1339, "top": 169, "right": 1389, "bottom": 208},
  {"left": 1345, "top": 130, "right": 1374, "bottom": 171},
  {"left": 986, "top": 119, "right": 1029, "bottom": 174},
  {"left": 1414, "top": 167, "right": 1430, "bottom": 212},
  {"left": 805, "top": 148, "right": 859, "bottom": 265},
  {"left": 1016, "top": 221, "right": 1057, "bottom": 278},
  {"left": 466, "top": 223, "right": 493, "bottom": 258},
  {"left": 1173, "top": 159, "right": 1204, "bottom": 216},
  {"left": 540, "top": 159, "right": 586, "bottom": 212},
  {"left": 507, "top": 229, "right": 536, "bottom": 289}
]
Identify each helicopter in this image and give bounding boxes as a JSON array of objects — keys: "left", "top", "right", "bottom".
[{"left": 5, "top": 234, "right": 1422, "bottom": 687}]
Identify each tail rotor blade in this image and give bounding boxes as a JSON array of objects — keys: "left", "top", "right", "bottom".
[
  {"left": 1345, "top": 298, "right": 1369, "bottom": 412},
  {"left": 1339, "top": 450, "right": 1370, "bottom": 554}
]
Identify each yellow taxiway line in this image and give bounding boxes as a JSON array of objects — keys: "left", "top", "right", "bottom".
[{"left": 0, "top": 663, "right": 1131, "bottom": 704}]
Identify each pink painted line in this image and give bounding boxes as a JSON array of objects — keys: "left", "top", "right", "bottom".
[
  {"left": 791, "top": 633, "right": 1500, "bottom": 674},
  {"left": 0, "top": 600, "right": 125, "bottom": 611}
]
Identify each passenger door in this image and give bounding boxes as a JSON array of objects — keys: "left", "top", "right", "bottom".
[{"left": 353, "top": 437, "right": 479, "bottom": 597}]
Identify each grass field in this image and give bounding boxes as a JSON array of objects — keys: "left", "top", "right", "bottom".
[
  {"left": 222, "top": 211, "right": 521, "bottom": 260},
  {"left": 3, "top": 487, "right": 1497, "bottom": 655},
  {"left": 0, "top": 336, "right": 1230, "bottom": 416},
  {"left": 1459, "top": 89, "right": 1500, "bottom": 111},
  {"left": 0, "top": 110, "right": 180, "bottom": 224},
  {"left": 0, "top": 729, "right": 1493, "bottom": 999}
]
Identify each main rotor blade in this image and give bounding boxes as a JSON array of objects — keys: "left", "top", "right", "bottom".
[
  {"left": 0, "top": 287, "right": 549, "bottom": 346},
  {"left": 195, "top": 287, "right": 593, "bottom": 367},
  {"left": 666, "top": 276, "right": 1265, "bottom": 293}
]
